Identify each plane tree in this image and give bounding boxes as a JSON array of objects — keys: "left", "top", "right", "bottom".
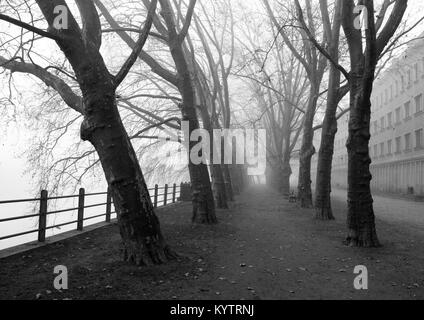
[{"left": 0, "top": 0, "right": 177, "bottom": 265}]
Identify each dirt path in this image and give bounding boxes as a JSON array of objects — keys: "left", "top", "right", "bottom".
[{"left": 1, "top": 186, "right": 424, "bottom": 300}]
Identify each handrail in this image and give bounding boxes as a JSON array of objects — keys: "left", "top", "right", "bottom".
[{"left": 0, "top": 183, "right": 187, "bottom": 248}]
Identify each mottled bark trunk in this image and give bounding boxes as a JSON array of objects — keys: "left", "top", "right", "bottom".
[
  {"left": 281, "top": 125, "right": 292, "bottom": 197},
  {"left": 160, "top": 0, "right": 217, "bottom": 224},
  {"left": 314, "top": 2, "right": 342, "bottom": 220},
  {"left": 345, "top": 73, "right": 380, "bottom": 247},
  {"left": 81, "top": 84, "right": 175, "bottom": 265},
  {"left": 230, "top": 165, "right": 241, "bottom": 195},
  {"left": 189, "top": 160, "right": 217, "bottom": 224},
  {"left": 223, "top": 167, "right": 234, "bottom": 201},
  {"left": 314, "top": 118, "right": 337, "bottom": 220},
  {"left": 211, "top": 164, "right": 229, "bottom": 209},
  {"left": 198, "top": 105, "right": 228, "bottom": 209},
  {"left": 238, "top": 165, "right": 247, "bottom": 191},
  {"left": 314, "top": 66, "right": 339, "bottom": 221},
  {"left": 281, "top": 161, "right": 292, "bottom": 197},
  {"left": 182, "top": 105, "right": 217, "bottom": 224},
  {"left": 297, "top": 89, "right": 317, "bottom": 208},
  {"left": 34, "top": 0, "right": 174, "bottom": 265}
]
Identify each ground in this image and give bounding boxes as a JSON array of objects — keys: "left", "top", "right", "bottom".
[{"left": 1, "top": 186, "right": 424, "bottom": 300}]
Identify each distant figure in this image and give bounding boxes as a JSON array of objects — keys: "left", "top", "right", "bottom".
[{"left": 289, "top": 191, "right": 297, "bottom": 203}]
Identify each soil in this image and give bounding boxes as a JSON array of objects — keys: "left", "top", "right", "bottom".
[{"left": 1, "top": 186, "right": 424, "bottom": 300}]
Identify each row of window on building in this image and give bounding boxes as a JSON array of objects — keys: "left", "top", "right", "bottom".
[
  {"left": 371, "top": 128, "right": 424, "bottom": 159},
  {"left": 333, "top": 128, "right": 424, "bottom": 166},
  {"left": 373, "top": 56, "right": 424, "bottom": 109},
  {"left": 372, "top": 93, "right": 423, "bottom": 135}
]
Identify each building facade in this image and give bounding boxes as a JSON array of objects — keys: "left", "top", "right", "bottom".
[{"left": 330, "top": 39, "right": 424, "bottom": 197}]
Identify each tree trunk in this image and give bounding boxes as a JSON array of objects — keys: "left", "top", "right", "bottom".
[
  {"left": 281, "top": 125, "right": 292, "bottom": 197},
  {"left": 314, "top": 66, "right": 340, "bottom": 221},
  {"left": 159, "top": 0, "right": 217, "bottom": 224},
  {"left": 34, "top": 0, "right": 175, "bottom": 265},
  {"left": 230, "top": 165, "right": 241, "bottom": 195},
  {"left": 223, "top": 164, "right": 235, "bottom": 201},
  {"left": 211, "top": 164, "right": 229, "bottom": 209},
  {"left": 81, "top": 84, "right": 175, "bottom": 265},
  {"left": 344, "top": 73, "right": 380, "bottom": 247},
  {"left": 181, "top": 103, "right": 217, "bottom": 224},
  {"left": 198, "top": 105, "right": 229, "bottom": 209},
  {"left": 297, "top": 89, "right": 317, "bottom": 208},
  {"left": 189, "top": 160, "right": 217, "bottom": 224},
  {"left": 281, "top": 161, "right": 292, "bottom": 197},
  {"left": 314, "top": 118, "right": 337, "bottom": 220}
]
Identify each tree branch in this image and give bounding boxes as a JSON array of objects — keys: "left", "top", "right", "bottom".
[
  {"left": 75, "top": 0, "right": 102, "bottom": 49},
  {"left": 0, "top": 56, "right": 83, "bottom": 114},
  {"left": 0, "top": 13, "right": 61, "bottom": 41},
  {"left": 113, "top": 0, "right": 158, "bottom": 88},
  {"left": 294, "top": 0, "right": 350, "bottom": 82},
  {"left": 178, "top": 0, "right": 197, "bottom": 42}
]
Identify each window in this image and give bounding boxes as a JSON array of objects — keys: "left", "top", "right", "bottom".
[
  {"left": 390, "top": 85, "right": 393, "bottom": 100},
  {"left": 387, "top": 112, "right": 393, "bottom": 128},
  {"left": 415, "top": 63, "right": 419, "bottom": 82},
  {"left": 422, "top": 56, "right": 424, "bottom": 78},
  {"left": 380, "top": 117, "right": 385, "bottom": 132},
  {"left": 395, "top": 107, "right": 401, "bottom": 124},
  {"left": 374, "top": 121, "right": 378, "bottom": 135},
  {"left": 416, "top": 129, "right": 423, "bottom": 150},
  {"left": 405, "top": 101, "right": 411, "bottom": 120},
  {"left": 396, "top": 137, "right": 402, "bottom": 154},
  {"left": 380, "top": 143, "right": 385, "bottom": 157},
  {"left": 374, "top": 144, "right": 378, "bottom": 158},
  {"left": 401, "top": 75, "right": 405, "bottom": 92},
  {"left": 415, "top": 94, "right": 423, "bottom": 114},
  {"left": 405, "top": 133, "right": 412, "bottom": 152},
  {"left": 407, "top": 69, "right": 412, "bottom": 87},
  {"left": 387, "top": 140, "right": 393, "bottom": 155}
]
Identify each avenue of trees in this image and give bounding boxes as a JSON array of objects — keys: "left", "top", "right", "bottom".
[{"left": 0, "top": 0, "right": 422, "bottom": 265}]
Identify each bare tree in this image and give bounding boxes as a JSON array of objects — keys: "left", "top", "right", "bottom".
[
  {"left": 263, "top": 0, "right": 328, "bottom": 208},
  {"left": 0, "top": 0, "right": 177, "bottom": 265},
  {"left": 95, "top": 0, "right": 218, "bottom": 223},
  {"left": 341, "top": 0, "right": 408, "bottom": 247}
]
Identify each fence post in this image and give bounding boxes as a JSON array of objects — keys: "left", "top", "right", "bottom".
[
  {"left": 172, "top": 183, "right": 177, "bottom": 203},
  {"left": 38, "top": 190, "right": 48, "bottom": 242},
  {"left": 154, "top": 184, "right": 159, "bottom": 208},
  {"left": 77, "top": 188, "right": 85, "bottom": 231},
  {"left": 106, "top": 187, "right": 112, "bottom": 223},
  {"left": 164, "top": 184, "right": 168, "bottom": 206}
]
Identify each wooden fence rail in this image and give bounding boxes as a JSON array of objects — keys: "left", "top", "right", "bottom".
[{"left": 0, "top": 182, "right": 191, "bottom": 245}]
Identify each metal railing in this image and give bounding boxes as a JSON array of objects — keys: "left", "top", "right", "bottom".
[{"left": 0, "top": 183, "right": 183, "bottom": 244}]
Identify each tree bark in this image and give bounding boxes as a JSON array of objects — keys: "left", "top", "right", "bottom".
[
  {"left": 159, "top": 0, "right": 217, "bottom": 224},
  {"left": 82, "top": 85, "right": 176, "bottom": 264},
  {"left": 222, "top": 165, "right": 234, "bottom": 201},
  {"left": 297, "top": 87, "right": 318, "bottom": 208},
  {"left": 314, "top": 1, "right": 342, "bottom": 221},
  {"left": 344, "top": 73, "right": 380, "bottom": 247},
  {"left": 281, "top": 123, "right": 293, "bottom": 196},
  {"left": 198, "top": 105, "right": 229, "bottom": 209}
]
